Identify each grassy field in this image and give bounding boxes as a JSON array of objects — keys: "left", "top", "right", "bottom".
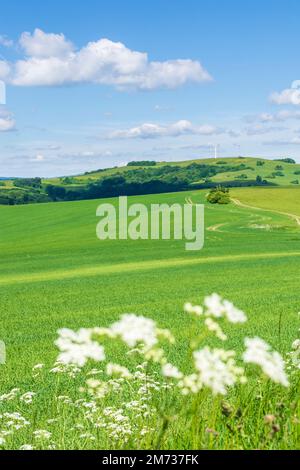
[
  {"left": 2, "top": 156, "right": 300, "bottom": 190},
  {"left": 41, "top": 156, "right": 300, "bottom": 187},
  {"left": 0, "top": 186, "right": 299, "bottom": 449}
]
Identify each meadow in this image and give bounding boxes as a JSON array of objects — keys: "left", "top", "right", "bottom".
[{"left": 0, "top": 186, "right": 299, "bottom": 449}]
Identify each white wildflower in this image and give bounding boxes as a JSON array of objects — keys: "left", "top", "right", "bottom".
[
  {"left": 287, "top": 336, "right": 300, "bottom": 370},
  {"left": 204, "top": 294, "right": 247, "bottom": 323},
  {"left": 20, "top": 444, "right": 34, "bottom": 450},
  {"left": 204, "top": 318, "right": 227, "bottom": 341},
  {"left": 0, "top": 388, "right": 20, "bottom": 402},
  {"left": 33, "top": 430, "right": 52, "bottom": 440},
  {"left": 20, "top": 392, "right": 36, "bottom": 404},
  {"left": 110, "top": 314, "right": 158, "bottom": 349},
  {"left": 204, "top": 293, "right": 225, "bottom": 318},
  {"left": 156, "top": 328, "right": 175, "bottom": 344},
  {"left": 162, "top": 363, "right": 183, "bottom": 379},
  {"left": 50, "top": 362, "right": 81, "bottom": 377},
  {"left": 243, "top": 337, "right": 289, "bottom": 386},
  {"left": 106, "top": 363, "right": 132, "bottom": 378},
  {"left": 193, "top": 347, "right": 245, "bottom": 395},
  {"left": 55, "top": 328, "right": 105, "bottom": 367},
  {"left": 32, "top": 363, "right": 44, "bottom": 370},
  {"left": 222, "top": 300, "right": 247, "bottom": 323},
  {"left": 178, "top": 374, "right": 202, "bottom": 395},
  {"left": 184, "top": 302, "right": 203, "bottom": 316}
]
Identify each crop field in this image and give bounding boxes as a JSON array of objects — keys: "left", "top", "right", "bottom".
[{"left": 0, "top": 186, "right": 299, "bottom": 449}]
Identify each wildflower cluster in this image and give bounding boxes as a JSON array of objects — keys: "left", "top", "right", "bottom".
[{"left": 0, "top": 293, "right": 298, "bottom": 450}]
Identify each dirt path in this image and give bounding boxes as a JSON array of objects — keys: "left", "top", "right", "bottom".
[
  {"left": 207, "top": 223, "right": 227, "bottom": 232},
  {"left": 185, "top": 196, "right": 227, "bottom": 232},
  {"left": 231, "top": 197, "right": 300, "bottom": 227}
]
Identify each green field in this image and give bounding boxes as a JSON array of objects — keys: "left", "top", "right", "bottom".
[
  {"left": 0, "top": 186, "right": 299, "bottom": 449},
  {"left": 45, "top": 156, "right": 300, "bottom": 187},
  {"left": 1, "top": 186, "right": 300, "bottom": 379}
]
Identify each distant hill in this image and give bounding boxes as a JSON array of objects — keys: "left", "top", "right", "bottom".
[{"left": 1, "top": 156, "right": 299, "bottom": 205}]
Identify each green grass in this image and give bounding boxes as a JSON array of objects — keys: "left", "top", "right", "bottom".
[
  {"left": 0, "top": 186, "right": 299, "bottom": 449},
  {"left": 41, "top": 156, "right": 300, "bottom": 186}
]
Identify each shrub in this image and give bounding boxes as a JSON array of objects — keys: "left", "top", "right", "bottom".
[
  {"left": 275, "top": 158, "right": 296, "bottom": 164},
  {"left": 206, "top": 186, "right": 230, "bottom": 204}
]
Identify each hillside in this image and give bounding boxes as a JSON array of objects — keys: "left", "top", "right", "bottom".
[{"left": 1, "top": 156, "right": 299, "bottom": 205}]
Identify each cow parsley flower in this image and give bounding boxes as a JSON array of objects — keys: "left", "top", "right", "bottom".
[
  {"left": 243, "top": 337, "right": 289, "bottom": 386},
  {"left": 193, "top": 347, "right": 246, "bottom": 395},
  {"left": 106, "top": 363, "right": 132, "bottom": 378},
  {"left": 33, "top": 430, "right": 52, "bottom": 440},
  {"left": 55, "top": 328, "right": 105, "bottom": 367},
  {"left": 184, "top": 302, "right": 203, "bottom": 317},
  {"left": 204, "top": 318, "right": 227, "bottom": 341},
  {"left": 0, "top": 388, "right": 20, "bottom": 402},
  {"left": 204, "top": 294, "right": 247, "bottom": 323},
  {"left": 110, "top": 314, "right": 158, "bottom": 349},
  {"left": 20, "top": 392, "right": 36, "bottom": 404},
  {"left": 20, "top": 444, "right": 34, "bottom": 450},
  {"left": 162, "top": 363, "right": 183, "bottom": 379}
]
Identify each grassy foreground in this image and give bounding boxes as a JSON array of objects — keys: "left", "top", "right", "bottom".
[{"left": 0, "top": 187, "right": 299, "bottom": 449}]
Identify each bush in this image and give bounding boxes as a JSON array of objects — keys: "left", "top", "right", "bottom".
[
  {"left": 275, "top": 158, "right": 296, "bottom": 164},
  {"left": 127, "top": 161, "right": 157, "bottom": 167},
  {"left": 206, "top": 186, "right": 230, "bottom": 204}
]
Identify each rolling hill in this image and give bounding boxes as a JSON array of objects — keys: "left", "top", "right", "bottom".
[{"left": 0, "top": 156, "right": 299, "bottom": 205}]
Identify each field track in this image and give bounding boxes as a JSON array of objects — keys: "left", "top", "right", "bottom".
[{"left": 231, "top": 197, "right": 300, "bottom": 227}]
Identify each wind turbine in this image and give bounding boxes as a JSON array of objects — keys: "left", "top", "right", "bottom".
[{"left": 213, "top": 144, "right": 220, "bottom": 159}]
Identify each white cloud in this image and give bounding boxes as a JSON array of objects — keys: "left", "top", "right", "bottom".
[
  {"left": 246, "top": 109, "right": 300, "bottom": 123},
  {"left": 2, "top": 29, "right": 211, "bottom": 90},
  {"left": 0, "top": 107, "right": 16, "bottom": 131},
  {"left": 109, "top": 120, "right": 222, "bottom": 139},
  {"left": 0, "top": 35, "right": 13, "bottom": 48},
  {"left": 270, "top": 81, "right": 300, "bottom": 105},
  {"left": 263, "top": 137, "right": 300, "bottom": 146},
  {"left": 244, "top": 124, "right": 286, "bottom": 136},
  {"left": 0, "top": 60, "right": 10, "bottom": 80},
  {"left": 19, "top": 29, "right": 74, "bottom": 58}
]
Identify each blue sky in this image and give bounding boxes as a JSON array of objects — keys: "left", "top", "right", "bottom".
[{"left": 1, "top": 0, "right": 300, "bottom": 176}]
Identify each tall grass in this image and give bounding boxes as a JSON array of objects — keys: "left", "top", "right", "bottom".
[{"left": 0, "top": 294, "right": 299, "bottom": 450}]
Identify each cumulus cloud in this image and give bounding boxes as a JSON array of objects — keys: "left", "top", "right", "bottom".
[
  {"left": 0, "top": 107, "right": 16, "bottom": 132},
  {"left": 270, "top": 81, "right": 300, "bottom": 105},
  {"left": 2, "top": 29, "right": 211, "bottom": 90},
  {"left": 109, "top": 120, "right": 222, "bottom": 139},
  {"left": 0, "top": 35, "right": 13, "bottom": 48},
  {"left": 19, "top": 29, "right": 74, "bottom": 58}
]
